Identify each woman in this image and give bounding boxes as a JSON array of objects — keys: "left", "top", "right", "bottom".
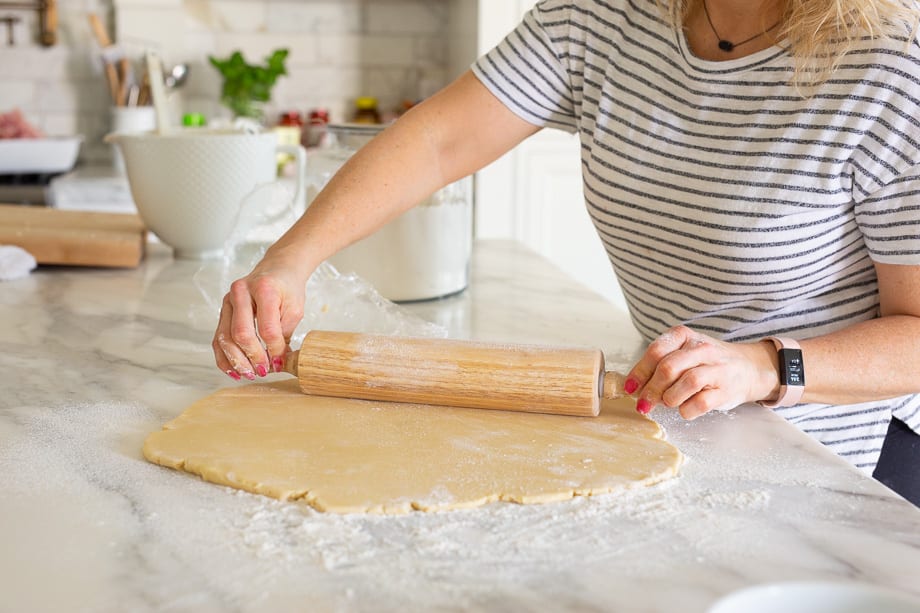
[{"left": 213, "top": 0, "right": 920, "bottom": 504}]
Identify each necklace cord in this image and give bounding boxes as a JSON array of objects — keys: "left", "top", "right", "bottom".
[{"left": 701, "top": 0, "right": 782, "bottom": 52}]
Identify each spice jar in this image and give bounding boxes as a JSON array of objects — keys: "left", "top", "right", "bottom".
[
  {"left": 274, "top": 111, "right": 304, "bottom": 173},
  {"left": 278, "top": 110, "right": 303, "bottom": 128},
  {"left": 306, "top": 108, "right": 330, "bottom": 147},
  {"left": 352, "top": 96, "right": 380, "bottom": 124}
]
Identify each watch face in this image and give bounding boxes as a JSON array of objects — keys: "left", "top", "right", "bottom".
[{"left": 778, "top": 348, "right": 805, "bottom": 386}]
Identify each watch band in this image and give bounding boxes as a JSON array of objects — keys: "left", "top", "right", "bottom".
[{"left": 758, "top": 336, "right": 805, "bottom": 408}]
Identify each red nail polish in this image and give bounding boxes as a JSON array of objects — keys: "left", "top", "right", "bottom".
[
  {"left": 244, "top": 371, "right": 256, "bottom": 381},
  {"left": 256, "top": 364, "right": 268, "bottom": 377},
  {"left": 272, "top": 357, "right": 284, "bottom": 373},
  {"left": 624, "top": 378, "right": 639, "bottom": 394},
  {"left": 226, "top": 370, "right": 241, "bottom": 381},
  {"left": 636, "top": 399, "right": 653, "bottom": 414}
]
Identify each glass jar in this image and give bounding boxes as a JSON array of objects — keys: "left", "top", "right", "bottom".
[
  {"left": 273, "top": 111, "right": 304, "bottom": 174},
  {"left": 307, "top": 123, "right": 473, "bottom": 302},
  {"left": 278, "top": 110, "right": 303, "bottom": 127},
  {"left": 306, "top": 108, "right": 330, "bottom": 147},
  {"left": 352, "top": 96, "right": 381, "bottom": 124}
]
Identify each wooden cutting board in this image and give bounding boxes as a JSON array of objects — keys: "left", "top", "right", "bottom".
[{"left": 0, "top": 204, "right": 146, "bottom": 268}]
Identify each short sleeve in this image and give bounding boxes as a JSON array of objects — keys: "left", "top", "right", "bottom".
[
  {"left": 855, "top": 164, "right": 920, "bottom": 265},
  {"left": 471, "top": 0, "right": 580, "bottom": 133}
]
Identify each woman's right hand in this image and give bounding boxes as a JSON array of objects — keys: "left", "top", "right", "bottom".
[{"left": 212, "top": 256, "right": 310, "bottom": 381}]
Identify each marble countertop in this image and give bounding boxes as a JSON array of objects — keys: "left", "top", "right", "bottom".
[{"left": 2, "top": 240, "right": 919, "bottom": 613}]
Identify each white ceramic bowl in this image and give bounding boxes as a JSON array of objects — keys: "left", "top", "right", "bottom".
[
  {"left": 709, "top": 581, "right": 920, "bottom": 613},
  {"left": 108, "top": 128, "right": 302, "bottom": 259}
]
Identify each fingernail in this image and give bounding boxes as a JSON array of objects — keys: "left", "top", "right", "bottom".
[
  {"left": 636, "top": 399, "right": 653, "bottom": 414},
  {"left": 256, "top": 364, "right": 268, "bottom": 377},
  {"left": 244, "top": 371, "right": 256, "bottom": 381},
  {"left": 624, "top": 378, "right": 639, "bottom": 394},
  {"left": 272, "top": 357, "right": 284, "bottom": 373},
  {"left": 226, "top": 370, "right": 241, "bottom": 381}
]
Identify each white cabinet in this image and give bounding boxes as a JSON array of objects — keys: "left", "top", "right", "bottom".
[{"left": 450, "top": 0, "right": 626, "bottom": 309}]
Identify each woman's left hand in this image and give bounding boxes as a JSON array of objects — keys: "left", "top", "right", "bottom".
[{"left": 624, "top": 325, "right": 779, "bottom": 419}]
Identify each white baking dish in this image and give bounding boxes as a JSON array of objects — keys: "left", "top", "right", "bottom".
[{"left": 0, "top": 136, "right": 82, "bottom": 174}]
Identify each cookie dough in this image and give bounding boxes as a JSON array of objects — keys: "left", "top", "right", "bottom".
[{"left": 143, "top": 380, "right": 683, "bottom": 514}]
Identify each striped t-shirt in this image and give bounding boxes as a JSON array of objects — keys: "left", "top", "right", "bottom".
[{"left": 472, "top": 0, "right": 920, "bottom": 472}]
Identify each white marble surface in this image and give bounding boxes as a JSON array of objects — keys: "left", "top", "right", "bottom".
[{"left": 1, "top": 240, "right": 919, "bottom": 613}]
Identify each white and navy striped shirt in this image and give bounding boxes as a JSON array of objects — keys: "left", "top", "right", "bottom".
[{"left": 473, "top": 0, "right": 920, "bottom": 472}]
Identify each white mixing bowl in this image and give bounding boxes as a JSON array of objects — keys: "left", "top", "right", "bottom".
[{"left": 107, "top": 128, "right": 303, "bottom": 259}]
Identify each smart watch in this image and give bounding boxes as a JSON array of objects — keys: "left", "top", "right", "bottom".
[{"left": 758, "top": 336, "right": 805, "bottom": 408}]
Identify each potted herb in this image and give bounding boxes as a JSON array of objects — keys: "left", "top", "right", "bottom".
[{"left": 208, "top": 48, "right": 289, "bottom": 121}]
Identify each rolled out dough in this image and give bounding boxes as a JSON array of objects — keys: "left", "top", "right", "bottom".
[{"left": 143, "top": 380, "right": 683, "bottom": 514}]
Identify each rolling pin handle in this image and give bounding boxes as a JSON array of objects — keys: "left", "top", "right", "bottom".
[
  {"left": 602, "top": 371, "right": 626, "bottom": 399},
  {"left": 282, "top": 350, "right": 301, "bottom": 377}
]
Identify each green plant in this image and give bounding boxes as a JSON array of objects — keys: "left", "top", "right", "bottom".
[{"left": 208, "top": 48, "right": 289, "bottom": 119}]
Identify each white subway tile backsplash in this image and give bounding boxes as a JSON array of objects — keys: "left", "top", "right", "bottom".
[
  {"left": 115, "top": 0, "right": 181, "bottom": 7},
  {"left": 212, "top": 32, "right": 309, "bottom": 65},
  {"left": 267, "top": 1, "right": 362, "bottom": 35},
  {"left": 365, "top": 2, "right": 448, "bottom": 34},
  {"left": 0, "top": 0, "right": 476, "bottom": 166},
  {"left": 182, "top": 30, "right": 219, "bottom": 66},
  {"left": 42, "top": 112, "right": 84, "bottom": 138},
  {"left": 117, "top": 7, "right": 186, "bottom": 65},
  {"left": 0, "top": 48, "right": 92, "bottom": 80},
  {"left": 314, "top": 33, "right": 423, "bottom": 68},
  {"left": 313, "top": 33, "right": 364, "bottom": 67},
  {"left": 36, "top": 78, "right": 110, "bottom": 112},
  {"left": 414, "top": 35, "right": 449, "bottom": 66},
  {"left": 204, "top": 1, "right": 268, "bottom": 33},
  {"left": 359, "top": 35, "right": 418, "bottom": 66},
  {"left": 284, "top": 65, "right": 364, "bottom": 100},
  {"left": 0, "top": 80, "right": 37, "bottom": 110}
]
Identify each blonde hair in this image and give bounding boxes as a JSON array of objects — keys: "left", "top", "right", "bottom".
[{"left": 661, "top": 0, "right": 920, "bottom": 86}]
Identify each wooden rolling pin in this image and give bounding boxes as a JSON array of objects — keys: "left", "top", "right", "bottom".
[{"left": 282, "top": 330, "right": 627, "bottom": 417}]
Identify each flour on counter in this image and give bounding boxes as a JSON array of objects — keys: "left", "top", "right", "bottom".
[{"left": 9, "top": 399, "right": 883, "bottom": 612}]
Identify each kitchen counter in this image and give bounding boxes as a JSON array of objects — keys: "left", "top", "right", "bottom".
[{"left": 1, "top": 240, "right": 919, "bottom": 612}]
